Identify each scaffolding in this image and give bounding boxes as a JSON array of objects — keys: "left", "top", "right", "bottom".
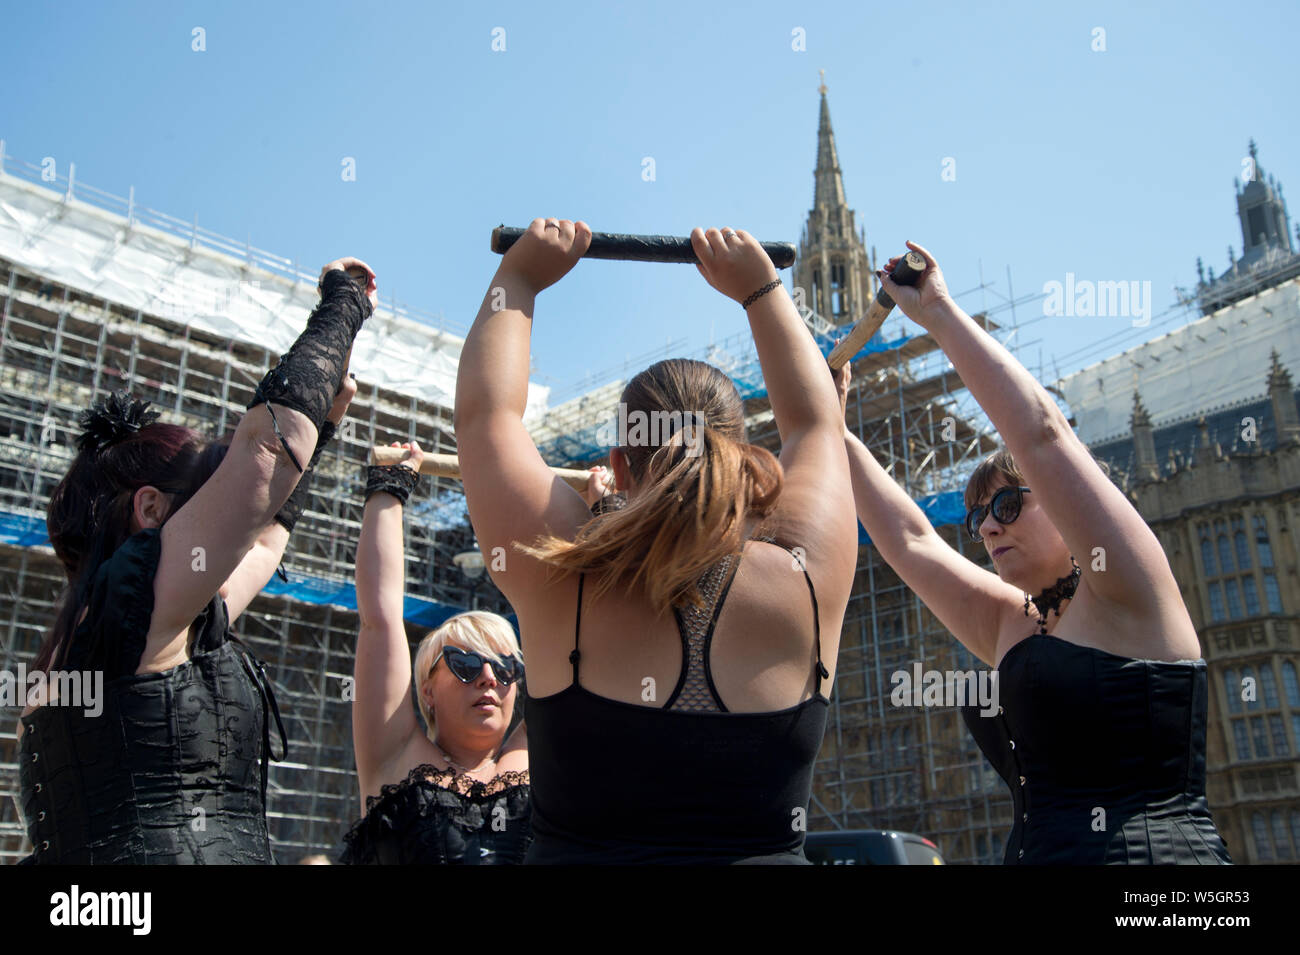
[
  {"left": 0, "top": 140, "right": 1051, "bottom": 864},
  {"left": 0, "top": 151, "right": 520, "bottom": 861}
]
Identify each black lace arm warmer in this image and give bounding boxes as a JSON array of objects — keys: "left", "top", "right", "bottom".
[
  {"left": 274, "top": 421, "right": 336, "bottom": 533},
  {"left": 364, "top": 465, "right": 420, "bottom": 505},
  {"left": 249, "top": 269, "right": 372, "bottom": 471}
]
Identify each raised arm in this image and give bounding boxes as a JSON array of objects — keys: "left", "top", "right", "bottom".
[
  {"left": 834, "top": 358, "right": 1020, "bottom": 666},
  {"left": 455, "top": 218, "right": 597, "bottom": 609},
  {"left": 145, "top": 259, "right": 377, "bottom": 670},
  {"left": 353, "top": 443, "right": 425, "bottom": 793},
  {"left": 221, "top": 376, "right": 360, "bottom": 624},
  {"left": 692, "top": 229, "right": 857, "bottom": 601},
  {"left": 879, "top": 243, "right": 1191, "bottom": 645}
]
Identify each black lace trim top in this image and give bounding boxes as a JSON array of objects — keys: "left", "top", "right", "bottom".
[{"left": 340, "top": 765, "right": 532, "bottom": 865}]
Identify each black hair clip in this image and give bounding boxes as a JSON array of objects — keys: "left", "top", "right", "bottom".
[{"left": 76, "top": 391, "right": 161, "bottom": 455}]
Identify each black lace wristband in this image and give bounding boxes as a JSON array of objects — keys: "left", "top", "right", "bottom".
[
  {"left": 365, "top": 464, "right": 420, "bottom": 505},
  {"left": 741, "top": 279, "right": 782, "bottom": 309},
  {"left": 250, "top": 270, "right": 372, "bottom": 471},
  {"left": 274, "top": 421, "right": 337, "bottom": 532}
]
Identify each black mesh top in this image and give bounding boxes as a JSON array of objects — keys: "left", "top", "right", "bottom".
[
  {"left": 18, "top": 529, "right": 284, "bottom": 865},
  {"left": 524, "top": 539, "right": 830, "bottom": 864},
  {"left": 961, "top": 632, "right": 1233, "bottom": 865}
]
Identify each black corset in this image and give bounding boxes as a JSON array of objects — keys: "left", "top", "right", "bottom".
[
  {"left": 18, "top": 528, "right": 283, "bottom": 865},
  {"left": 962, "top": 632, "right": 1232, "bottom": 865}
]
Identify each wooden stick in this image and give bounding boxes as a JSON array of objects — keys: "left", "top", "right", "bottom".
[
  {"left": 369, "top": 447, "right": 602, "bottom": 491},
  {"left": 826, "top": 251, "right": 926, "bottom": 369}
]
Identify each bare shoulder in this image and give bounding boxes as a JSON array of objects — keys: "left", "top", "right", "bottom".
[
  {"left": 362, "top": 733, "right": 442, "bottom": 804},
  {"left": 496, "top": 745, "right": 529, "bottom": 774}
]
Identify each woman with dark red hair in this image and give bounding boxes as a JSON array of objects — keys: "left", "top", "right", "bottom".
[{"left": 15, "top": 258, "right": 376, "bottom": 864}]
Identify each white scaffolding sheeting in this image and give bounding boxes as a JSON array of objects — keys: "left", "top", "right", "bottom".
[
  {"left": 1057, "top": 278, "right": 1300, "bottom": 444},
  {"left": 0, "top": 173, "right": 550, "bottom": 420}
]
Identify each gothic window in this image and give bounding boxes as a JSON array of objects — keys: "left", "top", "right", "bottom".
[
  {"left": 1224, "top": 669, "right": 1241, "bottom": 713},
  {"left": 1261, "top": 666, "right": 1279, "bottom": 707},
  {"left": 1217, "top": 532, "right": 1234, "bottom": 574},
  {"left": 1263, "top": 573, "right": 1283, "bottom": 614},
  {"left": 1272, "top": 811, "right": 1292, "bottom": 861},
  {"left": 1282, "top": 662, "right": 1300, "bottom": 707},
  {"left": 1233, "top": 720, "right": 1251, "bottom": 760},
  {"left": 1242, "top": 576, "right": 1261, "bottom": 615},
  {"left": 1208, "top": 583, "right": 1226, "bottom": 622},
  {"left": 1204, "top": 513, "right": 1274, "bottom": 622},
  {"left": 1252, "top": 811, "right": 1273, "bottom": 861},
  {"left": 1225, "top": 580, "right": 1244, "bottom": 619},
  {"left": 831, "top": 261, "right": 846, "bottom": 317},
  {"left": 1250, "top": 716, "right": 1270, "bottom": 757},
  {"left": 1254, "top": 516, "right": 1274, "bottom": 568},
  {"left": 1269, "top": 715, "right": 1289, "bottom": 757}
]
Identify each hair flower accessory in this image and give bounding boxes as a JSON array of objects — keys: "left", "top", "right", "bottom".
[{"left": 76, "top": 390, "right": 160, "bottom": 455}]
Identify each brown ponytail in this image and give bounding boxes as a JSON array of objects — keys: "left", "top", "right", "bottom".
[{"left": 515, "top": 359, "right": 783, "bottom": 617}]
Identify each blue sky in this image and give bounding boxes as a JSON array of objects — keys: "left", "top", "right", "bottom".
[{"left": 3, "top": 1, "right": 1295, "bottom": 402}]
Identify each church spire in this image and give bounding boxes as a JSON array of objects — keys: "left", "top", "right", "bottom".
[
  {"left": 794, "top": 79, "right": 876, "bottom": 330},
  {"left": 813, "top": 78, "right": 848, "bottom": 213}
]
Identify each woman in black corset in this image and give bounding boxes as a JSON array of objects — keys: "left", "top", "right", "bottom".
[
  {"left": 16, "top": 258, "right": 375, "bottom": 863},
  {"left": 455, "top": 219, "right": 857, "bottom": 863},
  {"left": 835, "top": 241, "right": 1231, "bottom": 864},
  {"left": 340, "top": 440, "right": 531, "bottom": 864}
]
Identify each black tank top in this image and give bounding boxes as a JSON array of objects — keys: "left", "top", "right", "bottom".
[{"left": 524, "top": 539, "right": 830, "bottom": 864}]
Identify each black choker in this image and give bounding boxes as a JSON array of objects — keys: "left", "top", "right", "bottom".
[{"left": 1024, "top": 558, "right": 1081, "bottom": 635}]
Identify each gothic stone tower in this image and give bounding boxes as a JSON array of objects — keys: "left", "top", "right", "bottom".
[{"left": 794, "top": 78, "right": 878, "bottom": 329}]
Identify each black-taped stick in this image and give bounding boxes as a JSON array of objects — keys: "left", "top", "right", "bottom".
[{"left": 490, "top": 225, "right": 796, "bottom": 269}]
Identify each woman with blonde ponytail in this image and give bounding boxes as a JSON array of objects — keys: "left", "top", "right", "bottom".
[{"left": 455, "top": 219, "right": 857, "bottom": 864}]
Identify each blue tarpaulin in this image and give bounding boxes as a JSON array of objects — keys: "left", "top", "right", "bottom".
[
  {"left": 1, "top": 507, "right": 472, "bottom": 628},
  {"left": 858, "top": 489, "right": 965, "bottom": 545},
  {"left": 4, "top": 485, "right": 963, "bottom": 628}
]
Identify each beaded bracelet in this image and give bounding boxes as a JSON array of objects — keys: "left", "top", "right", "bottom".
[{"left": 741, "top": 279, "right": 783, "bottom": 309}]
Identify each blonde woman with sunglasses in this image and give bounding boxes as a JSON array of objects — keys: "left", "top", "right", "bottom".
[{"left": 341, "top": 441, "right": 530, "bottom": 864}]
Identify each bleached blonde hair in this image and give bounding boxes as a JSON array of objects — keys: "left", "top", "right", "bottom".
[{"left": 413, "top": 611, "right": 522, "bottom": 736}]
